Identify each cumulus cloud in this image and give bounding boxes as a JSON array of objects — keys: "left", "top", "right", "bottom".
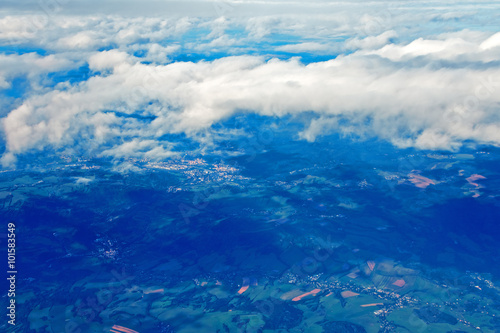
[
  {"left": 57, "top": 31, "right": 101, "bottom": 49},
  {"left": 88, "top": 49, "right": 132, "bottom": 70},
  {"left": 145, "top": 43, "right": 181, "bottom": 63},
  {"left": 100, "top": 139, "right": 176, "bottom": 159},
  {"left": 345, "top": 30, "right": 397, "bottom": 50},
  {"left": 276, "top": 42, "right": 332, "bottom": 53},
  {"left": 480, "top": 31, "right": 500, "bottom": 50},
  {"left": 2, "top": 30, "right": 500, "bottom": 166},
  {"left": 0, "top": 15, "right": 47, "bottom": 41},
  {"left": 0, "top": 52, "right": 74, "bottom": 90},
  {"left": 0, "top": 14, "right": 194, "bottom": 56},
  {"left": 2, "top": 2, "right": 500, "bottom": 166},
  {"left": 1, "top": 1, "right": 499, "bottom": 57}
]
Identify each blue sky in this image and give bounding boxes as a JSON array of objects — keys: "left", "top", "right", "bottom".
[{"left": 1, "top": 0, "right": 500, "bottom": 167}]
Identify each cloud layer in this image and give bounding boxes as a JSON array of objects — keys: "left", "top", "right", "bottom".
[{"left": 1, "top": 2, "right": 500, "bottom": 166}]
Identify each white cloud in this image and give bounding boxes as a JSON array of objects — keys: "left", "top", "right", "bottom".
[
  {"left": 88, "top": 50, "right": 132, "bottom": 70},
  {"left": 480, "top": 31, "right": 500, "bottom": 50},
  {"left": 1, "top": 3, "right": 500, "bottom": 166},
  {"left": 100, "top": 139, "right": 176, "bottom": 159},
  {"left": 345, "top": 30, "right": 397, "bottom": 50},
  {"left": 0, "top": 15, "right": 46, "bottom": 40},
  {"left": 358, "top": 30, "right": 500, "bottom": 64},
  {"left": 57, "top": 31, "right": 100, "bottom": 49},
  {"left": 3, "top": 30, "right": 500, "bottom": 166},
  {"left": 0, "top": 53, "right": 74, "bottom": 90},
  {"left": 276, "top": 42, "right": 331, "bottom": 53},
  {"left": 145, "top": 43, "right": 181, "bottom": 63},
  {"left": 365, "top": 37, "right": 472, "bottom": 61}
]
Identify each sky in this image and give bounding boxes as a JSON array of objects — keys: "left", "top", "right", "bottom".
[{"left": 1, "top": 0, "right": 500, "bottom": 167}]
